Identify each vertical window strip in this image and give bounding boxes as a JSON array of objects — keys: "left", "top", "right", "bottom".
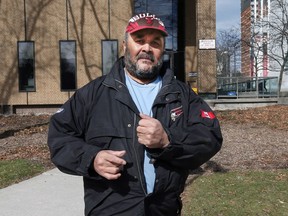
[
  {"left": 18, "top": 41, "right": 36, "bottom": 92},
  {"left": 59, "top": 40, "right": 77, "bottom": 91},
  {"left": 102, "top": 40, "right": 118, "bottom": 75}
]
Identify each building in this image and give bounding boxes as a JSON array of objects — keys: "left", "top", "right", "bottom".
[
  {"left": 241, "top": 0, "right": 253, "bottom": 77},
  {"left": 241, "top": 0, "right": 288, "bottom": 92},
  {"left": 241, "top": 0, "right": 270, "bottom": 77},
  {"left": 0, "top": 0, "right": 217, "bottom": 114}
]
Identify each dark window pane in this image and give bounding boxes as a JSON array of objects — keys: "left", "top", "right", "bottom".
[
  {"left": 102, "top": 40, "right": 118, "bottom": 75},
  {"left": 60, "top": 41, "right": 77, "bottom": 91},
  {"left": 134, "top": 0, "right": 178, "bottom": 50},
  {"left": 18, "top": 41, "right": 35, "bottom": 91}
]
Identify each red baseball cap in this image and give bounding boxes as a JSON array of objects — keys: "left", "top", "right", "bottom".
[{"left": 126, "top": 13, "right": 168, "bottom": 36}]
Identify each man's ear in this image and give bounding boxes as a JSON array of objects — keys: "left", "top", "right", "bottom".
[{"left": 122, "top": 40, "right": 126, "bottom": 53}]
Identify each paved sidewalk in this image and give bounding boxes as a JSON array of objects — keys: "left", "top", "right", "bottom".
[{"left": 0, "top": 169, "right": 84, "bottom": 216}]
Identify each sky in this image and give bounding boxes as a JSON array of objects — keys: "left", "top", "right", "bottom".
[{"left": 216, "top": 0, "right": 241, "bottom": 31}]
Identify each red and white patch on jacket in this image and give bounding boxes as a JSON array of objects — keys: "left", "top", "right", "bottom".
[
  {"left": 200, "top": 110, "right": 215, "bottom": 119},
  {"left": 170, "top": 106, "right": 183, "bottom": 121}
]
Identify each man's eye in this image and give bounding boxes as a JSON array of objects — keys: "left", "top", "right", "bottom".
[
  {"left": 136, "top": 39, "right": 144, "bottom": 44},
  {"left": 151, "top": 41, "right": 160, "bottom": 47}
]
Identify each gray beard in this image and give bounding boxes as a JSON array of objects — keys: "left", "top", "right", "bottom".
[{"left": 124, "top": 50, "right": 163, "bottom": 81}]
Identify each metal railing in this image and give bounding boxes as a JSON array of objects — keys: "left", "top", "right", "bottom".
[{"left": 216, "top": 76, "right": 279, "bottom": 99}]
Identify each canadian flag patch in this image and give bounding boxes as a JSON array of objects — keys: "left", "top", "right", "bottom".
[{"left": 200, "top": 110, "right": 215, "bottom": 119}]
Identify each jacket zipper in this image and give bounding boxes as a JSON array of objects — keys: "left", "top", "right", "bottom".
[{"left": 132, "top": 113, "right": 147, "bottom": 196}]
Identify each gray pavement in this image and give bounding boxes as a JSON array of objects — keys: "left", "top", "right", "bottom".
[{"left": 0, "top": 169, "right": 84, "bottom": 216}]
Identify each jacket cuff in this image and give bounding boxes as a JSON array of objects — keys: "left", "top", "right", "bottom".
[
  {"left": 76, "top": 145, "right": 103, "bottom": 179},
  {"left": 147, "top": 128, "right": 183, "bottom": 160}
]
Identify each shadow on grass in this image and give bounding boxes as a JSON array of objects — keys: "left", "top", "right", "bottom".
[{"left": 186, "top": 160, "right": 229, "bottom": 186}]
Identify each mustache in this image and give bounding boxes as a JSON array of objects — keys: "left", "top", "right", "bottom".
[{"left": 136, "top": 53, "right": 155, "bottom": 62}]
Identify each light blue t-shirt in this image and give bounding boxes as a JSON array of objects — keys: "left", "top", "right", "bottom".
[{"left": 125, "top": 71, "right": 162, "bottom": 194}]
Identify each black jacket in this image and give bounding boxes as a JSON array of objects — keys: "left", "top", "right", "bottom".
[{"left": 48, "top": 57, "right": 223, "bottom": 216}]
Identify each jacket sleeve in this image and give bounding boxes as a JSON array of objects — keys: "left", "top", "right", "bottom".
[
  {"left": 149, "top": 91, "right": 223, "bottom": 170},
  {"left": 47, "top": 89, "right": 101, "bottom": 177}
]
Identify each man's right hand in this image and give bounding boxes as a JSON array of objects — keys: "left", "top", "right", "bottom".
[{"left": 93, "top": 150, "right": 126, "bottom": 180}]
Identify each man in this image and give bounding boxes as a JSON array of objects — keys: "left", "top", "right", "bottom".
[{"left": 48, "top": 13, "right": 222, "bottom": 216}]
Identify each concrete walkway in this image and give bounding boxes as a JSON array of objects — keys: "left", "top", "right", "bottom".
[{"left": 0, "top": 169, "right": 84, "bottom": 216}]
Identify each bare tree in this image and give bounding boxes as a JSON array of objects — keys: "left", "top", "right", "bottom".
[
  {"left": 216, "top": 27, "right": 241, "bottom": 78},
  {"left": 265, "top": 0, "right": 288, "bottom": 92},
  {"left": 248, "top": 33, "right": 267, "bottom": 77}
]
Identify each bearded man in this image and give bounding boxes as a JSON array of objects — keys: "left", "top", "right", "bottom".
[{"left": 48, "top": 13, "right": 223, "bottom": 216}]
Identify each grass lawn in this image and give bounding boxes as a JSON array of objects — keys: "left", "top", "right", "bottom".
[
  {"left": 182, "top": 170, "right": 288, "bottom": 216},
  {"left": 0, "top": 159, "right": 45, "bottom": 189}
]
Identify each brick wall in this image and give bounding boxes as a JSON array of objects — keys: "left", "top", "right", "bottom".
[
  {"left": 0, "top": 0, "right": 132, "bottom": 109},
  {"left": 197, "top": 0, "right": 217, "bottom": 94}
]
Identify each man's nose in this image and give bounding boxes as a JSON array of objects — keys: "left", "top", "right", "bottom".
[{"left": 142, "top": 43, "right": 152, "bottom": 52}]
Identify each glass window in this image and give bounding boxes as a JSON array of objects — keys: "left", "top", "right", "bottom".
[
  {"left": 133, "top": 0, "right": 185, "bottom": 81},
  {"left": 102, "top": 40, "right": 118, "bottom": 75},
  {"left": 134, "top": 0, "right": 178, "bottom": 50},
  {"left": 18, "top": 41, "right": 35, "bottom": 92},
  {"left": 60, "top": 40, "right": 77, "bottom": 91}
]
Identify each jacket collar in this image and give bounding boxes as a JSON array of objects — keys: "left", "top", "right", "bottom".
[
  {"left": 102, "top": 57, "right": 127, "bottom": 91},
  {"left": 102, "top": 57, "right": 181, "bottom": 112}
]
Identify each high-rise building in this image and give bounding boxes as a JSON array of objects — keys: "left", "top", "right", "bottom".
[
  {"left": 241, "top": 0, "right": 270, "bottom": 77},
  {"left": 241, "top": 0, "right": 288, "bottom": 92}
]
